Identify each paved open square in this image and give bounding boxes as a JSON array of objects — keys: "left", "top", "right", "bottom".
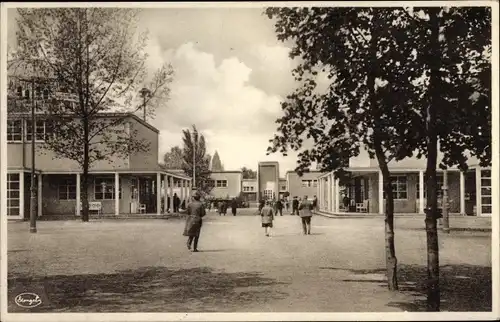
[{"left": 8, "top": 210, "right": 492, "bottom": 313}]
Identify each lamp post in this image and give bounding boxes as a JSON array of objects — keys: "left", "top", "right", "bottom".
[
  {"left": 192, "top": 140, "right": 196, "bottom": 192},
  {"left": 29, "top": 78, "right": 37, "bottom": 233},
  {"left": 139, "top": 87, "right": 151, "bottom": 122}
]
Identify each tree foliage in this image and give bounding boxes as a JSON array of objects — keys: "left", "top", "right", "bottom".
[
  {"left": 211, "top": 150, "right": 224, "bottom": 172},
  {"left": 14, "top": 8, "right": 174, "bottom": 221},
  {"left": 181, "top": 125, "right": 213, "bottom": 196},
  {"left": 241, "top": 167, "right": 257, "bottom": 179},
  {"left": 162, "top": 146, "right": 185, "bottom": 169}
]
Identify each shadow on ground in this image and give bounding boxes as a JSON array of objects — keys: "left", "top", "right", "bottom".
[
  {"left": 320, "top": 264, "right": 491, "bottom": 312},
  {"left": 8, "top": 266, "right": 288, "bottom": 312}
]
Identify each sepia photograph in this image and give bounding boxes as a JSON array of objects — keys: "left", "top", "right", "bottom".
[{"left": 0, "top": 1, "right": 498, "bottom": 321}]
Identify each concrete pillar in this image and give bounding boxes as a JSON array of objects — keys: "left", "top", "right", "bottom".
[
  {"left": 76, "top": 173, "right": 81, "bottom": 216},
  {"left": 163, "top": 175, "right": 167, "bottom": 214},
  {"left": 328, "top": 174, "right": 333, "bottom": 212},
  {"left": 169, "top": 176, "right": 174, "bottom": 212},
  {"left": 419, "top": 170, "right": 425, "bottom": 214},
  {"left": 475, "top": 168, "right": 481, "bottom": 216},
  {"left": 156, "top": 172, "right": 161, "bottom": 215},
  {"left": 19, "top": 172, "right": 25, "bottom": 219},
  {"left": 37, "top": 174, "right": 43, "bottom": 217},
  {"left": 114, "top": 172, "right": 119, "bottom": 215},
  {"left": 331, "top": 174, "right": 336, "bottom": 213},
  {"left": 378, "top": 171, "right": 384, "bottom": 215},
  {"left": 180, "top": 179, "right": 185, "bottom": 207},
  {"left": 460, "top": 171, "right": 466, "bottom": 215},
  {"left": 335, "top": 178, "right": 340, "bottom": 212}
]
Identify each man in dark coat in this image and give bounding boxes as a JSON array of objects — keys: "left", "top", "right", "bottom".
[
  {"left": 292, "top": 196, "right": 299, "bottom": 216},
  {"left": 231, "top": 198, "right": 238, "bottom": 216},
  {"left": 312, "top": 195, "right": 318, "bottom": 210},
  {"left": 276, "top": 199, "right": 283, "bottom": 216},
  {"left": 173, "top": 193, "right": 180, "bottom": 213},
  {"left": 298, "top": 195, "right": 314, "bottom": 235},
  {"left": 183, "top": 193, "right": 206, "bottom": 252}
]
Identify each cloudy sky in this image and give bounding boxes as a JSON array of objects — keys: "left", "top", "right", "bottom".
[{"left": 8, "top": 7, "right": 310, "bottom": 176}]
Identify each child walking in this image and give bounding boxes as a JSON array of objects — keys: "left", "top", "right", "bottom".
[{"left": 260, "top": 201, "right": 274, "bottom": 237}]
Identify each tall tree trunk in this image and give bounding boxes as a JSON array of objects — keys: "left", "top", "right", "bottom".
[
  {"left": 368, "top": 11, "right": 398, "bottom": 291},
  {"left": 374, "top": 145, "right": 398, "bottom": 291},
  {"left": 424, "top": 8, "right": 441, "bottom": 312},
  {"left": 81, "top": 117, "right": 90, "bottom": 222}
]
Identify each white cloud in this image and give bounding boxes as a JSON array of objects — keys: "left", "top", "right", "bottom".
[{"left": 148, "top": 41, "right": 296, "bottom": 175}]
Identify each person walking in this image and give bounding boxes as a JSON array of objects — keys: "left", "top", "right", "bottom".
[
  {"left": 312, "top": 195, "right": 318, "bottom": 211},
  {"left": 222, "top": 200, "right": 228, "bottom": 216},
  {"left": 173, "top": 193, "right": 180, "bottom": 213},
  {"left": 218, "top": 201, "right": 223, "bottom": 216},
  {"left": 231, "top": 198, "right": 238, "bottom": 216},
  {"left": 183, "top": 193, "right": 206, "bottom": 252},
  {"left": 298, "top": 195, "right": 313, "bottom": 235},
  {"left": 292, "top": 196, "right": 299, "bottom": 216},
  {"left": 276, "top": 199, "right": 283, "bottom": 216},
  {"left": 285, "top": 199, "right": 289, "bottom": 212},
  {"left": 260, "top": 201, "right": 275, "bottom": 237}
]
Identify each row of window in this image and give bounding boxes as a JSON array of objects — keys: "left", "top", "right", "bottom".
[
  {"left": 301, "top": 179, "right": 318, "bottom": 188},
  {"left": 243, "top": 186, "right": 255, "bottom": 192},
  {"left": 7, "top": 120, "right": 49, "bottom": 142},
  {"left": 59, "top": 176, "right": 122, "bottom": 200},
  {"left": 210, "top": 180, "right": 228, "bottom": 188},
  {"left": 12, "top": 86, "right": 50, "bottom": 100}
]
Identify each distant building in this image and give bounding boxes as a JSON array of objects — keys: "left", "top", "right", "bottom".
[
  {"left": 242, "top": 179, "right": 257, "bottom": 203},
  {"left": 209, "top": 171, "right": 242, "bottom": 199},
  {"left": 286, "top": 170, "right": 322, "bottom": 200},
  {"left": 316, "top": 146, "right": 491, "bottom": 216}
]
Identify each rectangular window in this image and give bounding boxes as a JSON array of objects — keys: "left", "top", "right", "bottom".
[
  {"left": 58, "top": 176, "right": 77, "bottom": 200},
  {"left": 25, "top": 120, "right": 46, "bottom": 142},
  {"left": 264, "top": 189, "right": 273, "bottom": 200},
  {"left": 301, "top": 180, "right": 312, "bottom": 188},
  {"left": 94, "top": 177, "right": 122, "bottom": 200},
  {"left": 313, "top": 179, "right": 318, "bottom": 187},
  {"left": 216, "top": 180, "right": 227, "bottom": 188},
  {"left": 7, "top": 120, "right": 23, "bottom": 142},
  {"left": 384, "top": 175, "right": 407, "bottom": 199},
  {"left": 7, "top": 173, "right": 20, "bottom": 216},
  {"left": 481, "top": 169, "right": 491, "bottom": 214}
]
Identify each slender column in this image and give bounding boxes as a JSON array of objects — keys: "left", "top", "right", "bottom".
[
  {"left": 19, "top": 172, "right": 25, "bottom": 219},
  {"left": 328, "top": 174, "right": 333, "bottom": 212},
  {"left": 114, "top": 172, "right": 119, "bottom": 215},
  {"left": 459, "top": 171, "right": 466, "bottom": 215},
  {"left": 316, "top": 178, "right": 320, "bottom": 209},
  {"left": 156, "top": 172, "right": 161, "bottom": 215},
  {"left": 419, "top": 170, "right": 425, "bottom": 214},
  {"left": 335, "top": 178, "right": 340, "bottom": 212},
  {"left": 163, "top": 175, "right": 167, "bottom": 214},
  {"left": 76, "top": 173, "right": 81, "bottom": 216},
  {"left": 37, "top": 174, "right": 42, "bottom": 217},
  {"left": 180, "top": 179, "right": 185, "bottom": 207},
  {"left": 319, "top": 178, "right": 323, "bottom": 210},
  {"left": 169, "top": 176, "right": 174, "bottom": 212},
  {"left": 331, "top": 175, "right": 336, "bottom": 213},
  {"left": 378, "top": 171, "right": 384, "bottom": 215},
  {"left": 475, "top": 168, "right": 481, "bottom": 216}
]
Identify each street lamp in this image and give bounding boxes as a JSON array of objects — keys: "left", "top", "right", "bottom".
[{"left": 139, "top": 87, "right": 151, "bottom": 122}]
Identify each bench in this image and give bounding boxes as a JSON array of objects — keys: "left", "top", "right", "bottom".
[{"left": 76, "top": 201, "right": 103, "bottom": 216}]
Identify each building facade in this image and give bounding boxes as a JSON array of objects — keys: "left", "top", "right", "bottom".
[
  {"left": 242, "top": 179, "right": 258, "bottom": 203},
  {"left": 6, "top": 65, "right": 192, "bottom": 219},
  {"left": 209, "top": 171, "right": 243, "bottom": 199},
  {"left": 316, "top": 148, "right": 492, "bottom": 216},
  {"left": 257, "top": 161, "right": 280, "bottom": 201},
  {"left": 286, "top": 170, "right": 322, "bottom": 200}
]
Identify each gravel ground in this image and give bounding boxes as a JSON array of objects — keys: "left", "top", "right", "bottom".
[{"left": 7, "top": 208, "right": 492, "bottom": 313}]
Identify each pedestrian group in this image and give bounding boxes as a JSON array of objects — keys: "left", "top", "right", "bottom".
[{"left": 183, "top": 192, "right": 320, "bottom": 251}]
